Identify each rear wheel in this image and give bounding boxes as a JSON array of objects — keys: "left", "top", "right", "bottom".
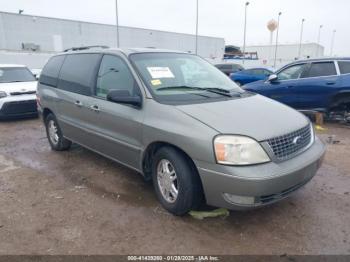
[
  {"left": 152, "top": 147, "right": 203, "bottom": 216},
  {"left": 44, "top": 113, "right": 71, "bottom": 151}
]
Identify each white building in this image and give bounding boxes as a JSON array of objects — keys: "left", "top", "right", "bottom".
[{"left": 0, "top": 11, "right": 225, "bottom": 68}]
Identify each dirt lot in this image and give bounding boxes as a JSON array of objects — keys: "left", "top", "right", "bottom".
[{"left": 0, "top": 118, "right": 349, "bottom": 255}]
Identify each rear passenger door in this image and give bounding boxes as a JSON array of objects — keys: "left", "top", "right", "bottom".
[
  {"left": 85, "top": 54, "right": 144, "bottom": 170},
  {"left": 296, "top": 61, "right": 340, "bottom": 110},
  {"left": 55, "top": 53, "right": 102, "bottom": 142}
]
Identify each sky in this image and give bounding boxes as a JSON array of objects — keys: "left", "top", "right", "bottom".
[{"left": 1, "top": 0, "right": 349, "bottom": 56}]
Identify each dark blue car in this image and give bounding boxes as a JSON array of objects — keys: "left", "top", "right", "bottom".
[
  {"left": 243, "top": 58, "right": 350, "bottom": 118},
  {"left": 230, "top": 67, "right": 274, "bottom": 85}
]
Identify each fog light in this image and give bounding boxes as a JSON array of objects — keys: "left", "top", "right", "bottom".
[{"left": 223, "top": 193, "right": 255, "bottom": 205}]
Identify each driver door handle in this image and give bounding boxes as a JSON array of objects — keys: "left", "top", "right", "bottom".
[
  {"left": 90, "top": 105, "right": 100, "bottom": 112},
  {"left": 74, "top": 100, "right": 83, "bottom": 107}
]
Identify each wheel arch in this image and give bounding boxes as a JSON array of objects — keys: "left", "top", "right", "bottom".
[
  {"left": 141, "top": 141, "right": 201, "bottom": 182},
  {"left": 329, "top": 91, "right": 350, "bottom": 110}
]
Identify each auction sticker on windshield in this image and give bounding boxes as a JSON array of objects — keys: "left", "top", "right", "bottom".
[{"left": 147, "top": 67, "right": 175, "bottom": 78}]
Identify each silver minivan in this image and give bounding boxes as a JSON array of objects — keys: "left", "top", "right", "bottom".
[{"left": 37, "top": 48, "right": 326, "bottom": 215}]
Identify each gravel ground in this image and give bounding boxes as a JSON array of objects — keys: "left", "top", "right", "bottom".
[{"left": 0, "top": 118, "right": 349, "bottom": 255}]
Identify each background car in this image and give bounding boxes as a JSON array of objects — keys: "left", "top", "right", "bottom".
[
  {"left": 243, "top": 58, "right": 350, "bottom": 121},
  {"left": 215, "top": 63, "right": 244, "bottom": 76},
  {"left": 0, "top": 64, "right": 38, "bottom": 119},
  {"left": 230, "top": 67, "right": 274, "bottom": 86},
  {"left": 30, "top": 68, "right": 42, "bottom": 80}
]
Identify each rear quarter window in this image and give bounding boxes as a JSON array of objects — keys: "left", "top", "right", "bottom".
[
  {"left": 338, "top": 61, "right": 350, "bottom": 74},
  {"left": 57, "top": 54, "right": 101, "bottom": 96},
  {"left": 39, "top": 55, "right": 66, "bottom": 87},
  {"left": 305, "top": 62, "right": 337, "bottom": 78}
]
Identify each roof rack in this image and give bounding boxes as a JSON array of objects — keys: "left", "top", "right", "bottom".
[{"left": 63, "top": 45, "right": 110, "bottom": 52}]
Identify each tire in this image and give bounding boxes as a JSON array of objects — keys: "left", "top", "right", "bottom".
[
  {"left": 152, "top": 146, "right": 203, "bottom": 216},
  {"left": 44, "top": 113, "right": 71, "bottom": 151}
]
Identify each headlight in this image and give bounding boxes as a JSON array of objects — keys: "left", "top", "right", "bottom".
[
  {"left": 0, "top": 91, "right": 7, "bottom": 98},
  {"left": 214, "top": 135, "right": 270, "bottom": 165}
]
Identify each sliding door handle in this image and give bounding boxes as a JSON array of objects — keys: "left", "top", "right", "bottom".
[{"left": 90, "top": 105, "right": 100, "bottom": 112}]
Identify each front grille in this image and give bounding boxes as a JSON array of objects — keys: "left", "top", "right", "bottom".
[
  {"left": 1, "top": 100, "right": 37, "bottom": 115},
  {"left": 10, "top": 91, "right": 36, "bottom": 96},
  {"left": 266, "top": 124, "right": 312, "bottom": 161}
]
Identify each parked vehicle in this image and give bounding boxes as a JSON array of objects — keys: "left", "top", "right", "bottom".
[
  {"left": 230, "top": 67, "right": 274, "bottom": 86},
  {"left": 215, "top": 63, "right": 244, "bottom": 76},
  {"left": 37, "top": 48, "right": 325, "bottom": 215},
  {"left": 243, "top": 58, "right": 350, "bottom": 122},
  {"left": 0, "top": 64, "right": 38, "bottom": 119}
]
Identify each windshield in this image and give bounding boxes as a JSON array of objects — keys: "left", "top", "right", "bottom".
[
  {"left": 130, "top": 53, "right": 244, "bottom": 103},
  {"left": 0, "top": 67, "right": 36, "bottom": 83}
]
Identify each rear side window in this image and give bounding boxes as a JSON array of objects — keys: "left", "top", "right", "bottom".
[
  {"left": 305, "top": 62, "right": 337, "bottom": 78},
  {"left": 58, "top": 54, "right": 101, "bottom": 96},
  {"left": 39, "top": 55, "right": 65, "bottom": 87},
  {"left": 338, "top": 61, "right": 350, "bottom": 74}
]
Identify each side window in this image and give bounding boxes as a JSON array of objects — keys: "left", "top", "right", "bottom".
[
  {"left": 338, "top": 61, "right": 350, "bottom": 74},
  {"left": 305, "top": 62, "right": 337, "bottom": 78},
  {"left": 221, "top": 64, "right": 232, "bottom": 70},
  {"left": 58, "top": 54, "right": 101, "bottom": 96},
  {"left": 96, "top": 55, "right": 136, "bottom": 98},
  {"left": 39, "top": 55, "right": 65, "bottom": 87},
  {"left": 277, "top": 64, "right": 306, "bottom": 80}
]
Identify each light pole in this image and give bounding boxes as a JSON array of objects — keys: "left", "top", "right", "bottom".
[
  {"left": 195, "top": 0, "right": 199, "bottom": 54},
  {"left": 115, "top": 0, "right": 120, "bottom": 48},
  {"left": 330, "top": 30, "right": 336, "bottom": 56},
  {"left": 273, "top": 12, "right": 282, "bottom": 68},
  {"left": 316, "top": 25, "right": 323, "bottom": 57},
  {"left": 242, "top": 1, "right": 249, "bottom": 65},
  {"left": 298, "top": 18, "right": 305, "bottom": 59}
]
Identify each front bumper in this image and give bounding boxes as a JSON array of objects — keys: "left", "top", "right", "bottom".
[
  {"left": 0, "top": 95, "right": 38, "bottom": 119},
  {"left": 195, "top": 137, "right": 326, "bottom": 210}
]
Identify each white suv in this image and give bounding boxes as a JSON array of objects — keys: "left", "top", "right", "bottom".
[{"left": 0, "top": 64, "right": 38, "bottom": 119}]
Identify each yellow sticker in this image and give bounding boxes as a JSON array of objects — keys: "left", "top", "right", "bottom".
[{"left": 151, "top": 79, "right": 162, "bottom": 86}]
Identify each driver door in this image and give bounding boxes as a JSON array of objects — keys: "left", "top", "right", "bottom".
[
  {"left": 84, "top": 54, "right": 144, "bottom": 170},
  {"left": 263, "top": 63, "right": 307, "bottom": 108}
]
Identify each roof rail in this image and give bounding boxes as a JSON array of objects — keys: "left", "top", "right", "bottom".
[{"left": 63, "top": 45, "right": 109, "bottom": 52}]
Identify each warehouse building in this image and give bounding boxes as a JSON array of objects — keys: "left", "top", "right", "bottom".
[{"left": 0, "top": 11, "right": 225, "bottom": 68}]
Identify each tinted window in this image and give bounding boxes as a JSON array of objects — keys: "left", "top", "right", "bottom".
[
  {"left": 278, "top": 64, "right": 306, "bottom": 80},
  {"left": 40, "top": 55, "right": 65, "bottom": 87},
  {"left": 220, "top": 64, "right": 232, "bottom": 70},
  {"left": 0, "top": 67, "right": 36, "bottom": 83},
  {"left": 58, "top": 54, "right": 101, "bottom": 95},
  {"left": 338, "top": 61, "right": 350, "bottom": 74},
  {"left": 305, "top": 62, "right": 337, "bottom": 78},
  {"left": 96, "top": 55, "right": 136, "bottom": 98}
]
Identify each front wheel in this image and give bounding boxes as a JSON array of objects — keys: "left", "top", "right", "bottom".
[
  {"left": 152, "top": 147, "right": 203, "bottom": 216},
  {"left": 44, "top": 113, "right": 71, "bottom": 151}
]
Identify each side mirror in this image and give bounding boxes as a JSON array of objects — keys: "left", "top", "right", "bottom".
[
  {"left": 267, "top": 74, "right": 278, "bottom": 82},
  {"left": 107, "top": 90, "right": 142, "bottom": 107}
]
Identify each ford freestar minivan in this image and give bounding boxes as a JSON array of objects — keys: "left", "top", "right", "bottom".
[{"left": 37, "top": 47, "right": 326, "bottom": 215}]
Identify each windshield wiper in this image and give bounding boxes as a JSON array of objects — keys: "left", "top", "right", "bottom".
[{"left": 157, "top": 85, "right": 237, "bottom": 97}]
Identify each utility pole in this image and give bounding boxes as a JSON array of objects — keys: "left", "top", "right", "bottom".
[
  {"left": 316, "top": 25, "right": 323, "bottom": 57},
  {"left": 330, "top": 30, "right": 336, "bottom": 56},
  {"left": 116, "top": 0, "right": 120, "bottom": 48},
  {"left": 273, "top": 12, "right": 282, "bottom": 68},
  {"left": 298, "top": 18, "right": 305, "bottom": 59},
  {"left": 242, "top": 2, "right": 249, "bottom": 64},
  {"left": 195, "top": 0, "right": 199, "bottom": 54}
]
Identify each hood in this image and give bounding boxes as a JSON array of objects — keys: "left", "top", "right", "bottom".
[
  {"left": 0, "top": 81, "right": 37, "bottom": 95},
  {"left": 176, "top": 94, "right": 309, "bottom": 141}
]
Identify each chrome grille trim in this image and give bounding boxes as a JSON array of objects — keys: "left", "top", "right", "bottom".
[{"left": 265, "top": 124, "right": 313, "bottom": 161}]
